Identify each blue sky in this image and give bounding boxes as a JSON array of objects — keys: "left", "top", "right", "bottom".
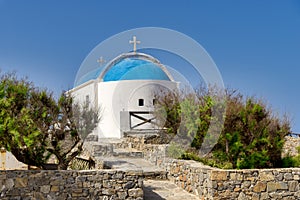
[{"left": 0, "top": 1, "right": 300, "bottom": 131}]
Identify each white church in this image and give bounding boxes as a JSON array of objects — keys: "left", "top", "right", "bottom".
[{"left": 69, "top": 37, "right": 178, "bottom": 139}]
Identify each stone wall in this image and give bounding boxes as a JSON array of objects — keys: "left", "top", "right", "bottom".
[
  {"left": 210, "top": 168, "right": 300, "bottom": 200},
  {"left": 162, "top": 159, "right": 300, "bottom": 200},
  {"left": 163, "top": 159, "right": 214, "bottom": 199},
  {"left": 117, "top": 134, "right": 168, "bottom": 166},
  {"left": 283, "top": 136, "right": 300, "bottom": 157},
  {"left": 121, "top": 134, "right": 300, "bottom": 199},
  {"left": 0, "top": 170, "right": 143, "bottom": 200}
]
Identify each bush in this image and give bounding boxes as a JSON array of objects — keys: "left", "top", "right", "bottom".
[
  {"left": 155, "top": 87, "right": 291, "bottom": 169},
  {"left": 214, "top": 96, "right": 290, "bottom": 169},
  {"left": 180, "top": 151, "right": 233, "bottom": 169},
  {"left": 0, "top": 73, "right": 100, "bottom": 169}
]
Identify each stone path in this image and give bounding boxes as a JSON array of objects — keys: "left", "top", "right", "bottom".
[
  {"left": 98, "top": 157, "right": 199, "bottom": 199},
  {"left": 101, "top": 157, "right": 168, "bottom": 179},
  {"left": 144, "top": 180, "right": 199, "bottom": 200},
  {"left": 85, "top": 136, "right": 200, "bottom": 199},
  {"left": 102, "top": 157, "right": 161, "bottom": 171}
]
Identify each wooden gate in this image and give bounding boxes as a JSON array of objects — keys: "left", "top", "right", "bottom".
[{"left": 129, "top": 111, "right": 159, "bottom": 130}]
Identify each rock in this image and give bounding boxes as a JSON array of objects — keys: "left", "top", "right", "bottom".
[
  {"left": 252, "top": 193, "right": 259, "bottom": 200},
  {"left": 33, "top": 192, "right": 46, "bottom": 200},
  {"left": 253, "top": 181, "right": 266, "bottom": 192},
  {"left": 260, "top": 192, "right": 269, "bottom": 200},
  {"left": 288, "top": 181, "right": 298, "bottom": 192},
  {"left": 238, "top": 192, "right": 248, "bottom": 200},
  {"left": 284, "top": 173, "right": 293, "bottom": 180},
  {"left": 295, "top": 190, "right": 300, "bottom": 198},
  {"left": 270, "top": 191, "right": 288, "bottom": 199},
  {"left": 279, "top": 182, "right": 288, "bottom": 190},
  {"left": 211, "top": 171, "right": 228, "bottom": 181},
  {"left": 267, "top": 182, "right": 288, "bottom": 192},
  {"left": 241, "top": 181, "right": 251, "bottom": 188},
  {"left": 267, "top": 182, "right": 278, "bottom": 192},
  {"left": 128, "top": 188, "right": 143, "bottom": 197},
  {"left": 260, "top": 171, "right": 274, "bottom": 181},
  {"left": 50, "top": 185, "right": 59, "bottom": 192},
  {"left": 117, "top": 191, "right": 127, "bottom": 199},
  {"left": 230, "top": 172, "right": 243, "bottom": 181},
  {"left": 102, "top": 188, "right": 115, "bottom": 195},
  {"left": 40, "top": 185, "right": 50, "bottom": 193},
  {"left": 5, "top": 178, "right": 14, "bottom": 189},
  {"left": 124, "top": 181, "right": 135, "bottom": 189},
  {"left": 15, "top": 177, "right": 28, "bottom": 188}
]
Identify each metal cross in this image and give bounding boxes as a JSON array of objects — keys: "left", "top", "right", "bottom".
[
  {"left": 97, "top": 56, "right": 106, "bottom": 65},
  {"left": 129, "top": 36, "right": 140, "bottom": 53}
]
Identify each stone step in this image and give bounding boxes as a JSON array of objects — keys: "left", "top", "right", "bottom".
[
  {"left": 92, "top": 144, "right": 113, "bottom": 157},
  {"left": 99, "top": 157, "right": 168, "bottom": 180},
  {"left": 93, "top": 145, "right": 144, "bottom": 158},
  {"left": 112, "top": 148, "right": 143, "bottom": 158},
  {"left": 143, "top": 170, "right": 168, "bottom": 180},
  {"left": 124, "top": 130, "right": 161, "bottom": 137},
  {"left": 98, "top": 138, "right": 123, "bottom": 144},
  {"left": 143, "top": 180, "right": 199, "bottom": 200}
]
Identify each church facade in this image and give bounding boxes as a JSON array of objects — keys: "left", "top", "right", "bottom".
[{"left": 69, "top": 45, "right": 178, "bottom": 139}]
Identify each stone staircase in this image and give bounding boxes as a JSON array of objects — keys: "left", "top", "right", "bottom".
[
  {"left": 88, "top": 138, "right": 144, "bottom": 158},
  {"left": 143, "top": 180, "right": 200, "bottom": 200},
  {"left": 113, "top": 148, "right": 144, "bottom": 158},
  {"left": 84, "top": 135, "right": 167, "bottom": 180},
  {"left": 83, "top": 134, "right": 199, "bottom": 199}
]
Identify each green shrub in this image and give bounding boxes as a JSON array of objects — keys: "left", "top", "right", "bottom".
[
  {"left": 180, "top": 152, "right": 233, "bottom": 169},
  {"left": 281, "top": 156, "right": 297, "bottom": 168},
  {"left": 155, "top": 87, "right": 291, "bottom": 169},
  {"left": 214, "top": 97, "right": 290, "bottom": 169}
]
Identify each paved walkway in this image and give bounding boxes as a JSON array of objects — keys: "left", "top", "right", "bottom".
[
  {"left": 100, "top": 157, "right": 168, "bottom": 179},
  {"left": 144, "top": 180, "right": 199, "bottom": 200},
  {"left": 102, "top": 157, "right": 161, "bottom": 171},
  {"left": 85, "top": 137, "right": 200, "bottom": 199}
]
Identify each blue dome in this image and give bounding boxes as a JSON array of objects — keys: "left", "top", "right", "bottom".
[
  {"left": 103, "top": 58, "right": 170, "bottom": 82},
  {"left": 74, "top": 53, "right": 172, "bottom": 87}
]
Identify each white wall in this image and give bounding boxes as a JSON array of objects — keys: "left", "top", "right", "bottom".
[
  {"left": 68, "top": 80, "right": 101, "bottom": 137},
  {"left": 0, "top": 150, "right": 27, "bottom": 170},
  {"left": 70, "top": 81, "right": 96, "bottom": 108},
  {"left": 70, "top": 79, "right": 178, "bottom": 139},
  {"left": 98, "top": 80, "right": 178, "bottom": 138}
]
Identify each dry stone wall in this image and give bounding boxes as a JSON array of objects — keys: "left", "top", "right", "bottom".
[
  {"left": 163, "top": 159, "right": 214, "bottom": 199},
  {"left": 121, "top": 134, "right": 300, "bottom": 199},
  {"left": 283, "top": 136, "right": 300, "bottom": 157},
  {"left": 163, "top": 159, "right": 300, "bottom": 200},
  {"left": 210, "top": 168, "right": 300, "bottom": 200},
  {"left": 118, "top": 134, "right": 168, "bottom": 166},
  {"left": 0, "top": 170, "right": 143, "bottom": 200}
]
